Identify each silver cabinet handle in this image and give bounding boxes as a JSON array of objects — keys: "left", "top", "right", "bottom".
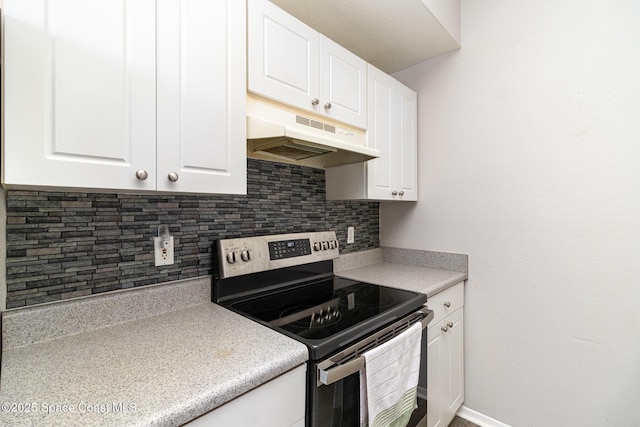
[
  {"left": 392, "top": 191, "right": 398, "bottom": 196},
  {"left": 311, "top": 98, "right": 319, "bottom": 106},
  {"left": 324, "top": 102, "right": 332, "bottom": 110},
  {"left": 168, "top": 172, "right": 179, "bottom": 182},
  {"left": 447, "top": 322, "right": 454, "bottom": 328},
  {"left": 399, "top": 191, "right": 405, "bottom": 196},
  {"left": 441, "top": 326, "right": 449, "bottom": 333},
  {"left": 444, "top": 301, "right": 451, "bottom": 308},
  {"left": 135, "top": 170, "right": 149, "bottom": 181}
]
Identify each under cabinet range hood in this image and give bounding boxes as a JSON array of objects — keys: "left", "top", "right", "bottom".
[{"left": 247, "top": 95, "right": 379, "bottom": 169}]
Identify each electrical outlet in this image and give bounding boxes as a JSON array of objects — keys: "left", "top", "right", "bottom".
[
  {"left": 154, "top": 236, "right": 174, "bottom": 266},
  {"left": 347, "top": 226, "right": 355, "bottom": 244}
]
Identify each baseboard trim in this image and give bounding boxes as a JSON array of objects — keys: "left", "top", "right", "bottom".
[{"left": 456, "top": 405, "right": 512, "bottom": 427}]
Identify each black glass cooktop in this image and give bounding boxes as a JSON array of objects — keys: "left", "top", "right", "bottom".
[{"left": 226, "top": 276, "right": 427, "bottom": 359}]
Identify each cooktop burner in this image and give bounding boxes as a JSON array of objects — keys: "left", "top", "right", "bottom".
[
  {"left": 277, "top": 303, "right": 343, "bottom": 329},
  {"left": 229, "top": 277, "right": 420, "bottom": 341}
]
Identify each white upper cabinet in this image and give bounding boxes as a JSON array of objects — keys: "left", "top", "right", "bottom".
[
  {"left": 247, "top": 0, "right": 367, "bottom": 129},
  {"left": 270, "top": 0, "right": 461, "bottom": 74},
  {"left": 3, "top": 0, "right": 157, "bottom": 192},
  {"left": 248, "top": 0, "right": 319, "bottom": 111},
  {"left": 326, "top": 64, "right": 417, "bottom": 201},
  {"left": 156, "top": 0, "right": 246, "bottom": 194},
  {"left": 2, "top": 0, "right": 246, "bottom": 195},
  {"left": 367, "top": 64, "right": 417, "bottom": 201},
  {"left": 319, "top": 35, "right": 367, "bottom": 128},
  {"left": 367, "top": 68, "right": 396, "bottom": 200},
  {"left": 396, "top": 81, "right": 419, "bottom": 200}
]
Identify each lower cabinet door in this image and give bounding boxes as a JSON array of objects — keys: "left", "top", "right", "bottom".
[
  {"left": 445, "top": 309, "right": 464, "bottom": 420},
  {"left": 185, "top": 365, "right": 306, "bottom": 427},
  {"left": 427, "top": 320, "right": 446, "bottom": 427},
  {"left": 427, "top": 308, "right": 464, "bottom": 427}
]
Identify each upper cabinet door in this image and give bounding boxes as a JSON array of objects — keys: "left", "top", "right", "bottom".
[
  {"left": 397, "top": 82, "right": 418, "bottom": 201},
  {"left": 156, "top": 0, "right": 246, "bottom": 195},
  {"left": 326, "top": 65, "right": 417, "bottom": 201},
  {"left": 247, "top": 0, "right": 366, "bottom": 129},
  {"left": 2, "top": 0, "right": 157, "bottom": 191},
  {"left": 319, "top": 36, "right": 367, "bottom": 129},
  {"left": 247, "top": 0, "right": 319, "bottom": 111},
  {"left": 367, "top": 64, "right": 417, "bottom": 201},
  {"left": 366, "top": 66, "right": 397, "bottom": 200}
]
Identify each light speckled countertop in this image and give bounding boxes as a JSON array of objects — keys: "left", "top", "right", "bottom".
[
  {"left": 337, "top": 263, "right": 466, "bottom": 297},
  {"left": 0, "top": 280, "right": 307, "bottom": 426},
  {"left": 334, "top": 247, "right": 468, "bottom": 297}
]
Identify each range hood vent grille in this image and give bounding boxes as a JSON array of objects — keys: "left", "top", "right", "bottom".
[{"left": 295, "top": 115, "right": 336, "bottom": 134}]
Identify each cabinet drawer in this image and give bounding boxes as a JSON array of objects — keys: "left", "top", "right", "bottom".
[{"left": 426, "top": 282, "right": 464, "bottom": 325}]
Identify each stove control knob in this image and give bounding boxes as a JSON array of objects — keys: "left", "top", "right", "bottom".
[
  {"left": 226, "top": 251, "right": 237, "bottom": 264},
  {"left": 333, "top": 240, "right": 339, "bottom": 249},
  {"left": 322, "top": 241, "right": 329, "bottom": 250},
  {"left": 313, "top": 242, "right": 321, "bottom": 251},
  {"left": 240, "top": 250, "right": 251, "bottom": 262}
]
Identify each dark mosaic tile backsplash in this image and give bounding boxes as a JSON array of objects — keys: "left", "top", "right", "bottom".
[{"left": 5, "top": 159, "right": 379, "bottom": 308}]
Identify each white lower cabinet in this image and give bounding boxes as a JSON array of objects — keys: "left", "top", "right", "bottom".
[
  {"left": 185, "top": 364, "right": 306, "bottom": 427},
  {"left": 427, "top": 282, "right": 464, "bottom": 427}
]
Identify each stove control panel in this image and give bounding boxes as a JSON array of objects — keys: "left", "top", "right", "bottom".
[
  {"left": 269, "top": 238, "right": 312, "bottom": 260},
  {"left": 217, "top": 231, "right": 340, "bottom": 279}
]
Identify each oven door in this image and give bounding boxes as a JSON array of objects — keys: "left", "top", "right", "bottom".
[{"left": 309, "top": 307, "right": 433, "bottom": 427}]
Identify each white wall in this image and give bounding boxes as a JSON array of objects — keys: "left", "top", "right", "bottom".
[{"left": 384, "top": 0, "right": 640, "bottom": 425}]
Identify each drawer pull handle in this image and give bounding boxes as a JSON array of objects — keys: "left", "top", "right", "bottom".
[
  {"left": 444, "top": 301, "right": 451, "bottom": 308},
  {"left": 441, "top": 326, "right": 448, "bottom": 333},
  {"left": 447, "top": 322, "right": 454, "bottom": 328}
]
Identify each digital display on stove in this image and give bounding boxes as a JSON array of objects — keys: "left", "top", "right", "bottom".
[{"left": 268, "top": 238, "right": 311, "bottom": 260}]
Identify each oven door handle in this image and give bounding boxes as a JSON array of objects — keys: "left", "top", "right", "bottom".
[{"left": 317, "top": 307, "right": 434, "bottom": 387}]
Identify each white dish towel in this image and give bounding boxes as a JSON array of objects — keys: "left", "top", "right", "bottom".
[{"left": 360, "top": 322, "right": 422, "bottom": 427}]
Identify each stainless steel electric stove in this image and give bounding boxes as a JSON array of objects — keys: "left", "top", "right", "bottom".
[{"left": 213, "top": 231, "right": 432, "bottom": 427}]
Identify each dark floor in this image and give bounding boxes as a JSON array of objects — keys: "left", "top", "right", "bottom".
[{"left": 449, "top": 416, "right": 480, "bottom": 427}]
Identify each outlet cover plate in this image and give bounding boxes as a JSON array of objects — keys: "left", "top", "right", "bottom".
[
  {"left": 347, "top": 227, "right": 355, "bottom": 244},
  {"left": 154, "top": 236, "right": 174, "bottom": 266}
]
